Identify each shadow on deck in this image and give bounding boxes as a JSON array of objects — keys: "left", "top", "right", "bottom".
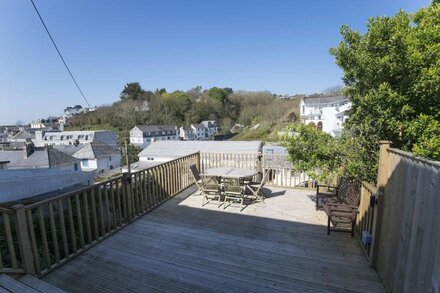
[{"left": 42, "top": 186, "right": 383, "bottom": 292}]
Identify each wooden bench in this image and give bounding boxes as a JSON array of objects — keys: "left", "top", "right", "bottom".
[{"left": 316, "top": 177, "right": 361, "bottom": 236}]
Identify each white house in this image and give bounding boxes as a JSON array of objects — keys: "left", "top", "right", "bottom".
[
  {"left": 0, "top": 146, "right": 81, "bottom": 171},
  {"left": 201, "top": 120, "right": 219, "bottom": 137},
  {"left": 54, "top": 142, "right": 121, "bottom": 174},
  {"left": 179, "top": 126, "right": 196, "bottom": 141},
  {"left": 191, "top": 123, "right": 206, "bottom": 140},
  {"left": 299, "top": 95, "right": 351, "bottom": 137},
  {"left": 64, "top": 105, "right": 84, "bottom": 117},
  {"left": 73, "top": 143, "right": 121, "bottom": 174},
  {"left": 130, "top": 125, "right": 178, "bottom": 148},
  {"left": 34, "top": 130, "right": 117, "bottom": 148}
]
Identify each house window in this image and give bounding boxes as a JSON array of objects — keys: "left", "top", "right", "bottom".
[
  {"left": 74, "top": 163, "right": 78, "bottom": 171},
  {"left": 109, "top": 156, "right": 111, "bottom": 161},
  {"left": 82, "top": 159, "right": 89, "bottom": 167}
]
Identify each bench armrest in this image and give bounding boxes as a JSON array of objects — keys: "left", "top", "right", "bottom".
[
  {"left": 324, "top": 202, "right": 359, "bottom": 210},
  {"left": 317, "top": 184, "right": 337, "bottom": 189}
]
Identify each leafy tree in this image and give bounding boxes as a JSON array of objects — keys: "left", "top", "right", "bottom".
[
  {"left": 208, "top": 87, "right": 233, "bottom": 105},
  {"left": 120, "top": 82, "right": 144, "bottom": 100},
  {"left": 329, "top": 1, "right": 440, "bottom": 181},
  {"left": 281, "top": 124, "right": 344, "bottom": 183}
]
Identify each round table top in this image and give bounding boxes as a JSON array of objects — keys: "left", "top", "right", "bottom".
[{"left": 201, "top": 167, "right": 257, "bottom": 179}]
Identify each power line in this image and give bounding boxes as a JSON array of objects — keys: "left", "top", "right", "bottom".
[{"left": 30, "top": 0, "right": 92, "bottom": 108}]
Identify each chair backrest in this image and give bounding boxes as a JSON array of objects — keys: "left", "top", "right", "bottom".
[
  {"left": 190, "top": 164, "right": 201, "bottom": 182},
  {"left": 338, "top": 177, "right": 361, "bottom": 206},
  {"left": 224, "top": 178, "right": 242, "bottom": 194},
  {"left": 202, "top": 176, "right": 220, "bottom": 192},
  {"left": 260, "top": 171, "right": 269, "bottom": 186},
  {"left": 252, "top": 171, "right": 269, "bottom": 193}
]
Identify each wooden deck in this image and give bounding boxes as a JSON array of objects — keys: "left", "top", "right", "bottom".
[{"left": 42, "top": 186, "right": 383, "bottom": 292}]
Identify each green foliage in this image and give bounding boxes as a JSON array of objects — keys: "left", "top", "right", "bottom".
[
  {"left": 330, "top": 2, "right": 440, "bottom": 181},
  {"left": 207, "top": 87, "right": 233, "bottom": 105},
  {"left": 281, "top": 124, "right": 345, "bottom": 182},
  {"left": 406, "top": 114, "right": 440, "bottom": 159},
  {"left": 120, "top": 82, "right": 147, "bottom": 100},
  {"left": 124, "top": 143, "right": 141, "bottom": 165}
]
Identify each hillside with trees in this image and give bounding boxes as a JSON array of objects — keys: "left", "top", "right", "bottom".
[{"left": 66, "top": 84, "right": 300, "bottom": 143}]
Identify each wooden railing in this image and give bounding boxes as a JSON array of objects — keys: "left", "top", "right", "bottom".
[
  {"left": 0, "top": 152, "right": 199, "bottom": 276},
  {"left": 354, "top": 181, "right": 377, "bottom": 263},
  {"left": 373, "top": 144, "right": 440, "bottom": 292},
  {"left": 200, "top": 152, "right": 315, "bottom": 190},
  {"left": 261, "top": 154, "right": 315, "bottom": 189},
  {"left": 0, "top": 206, "right": 25, "bottom": 275}
]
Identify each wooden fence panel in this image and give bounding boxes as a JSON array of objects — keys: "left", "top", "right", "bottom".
[{"left": 375, "top": 146, "right": 440, "bottom": 292}]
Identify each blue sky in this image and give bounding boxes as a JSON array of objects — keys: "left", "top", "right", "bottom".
[{"left": 0, "top": 0, "right": 431, "bottom": 124}]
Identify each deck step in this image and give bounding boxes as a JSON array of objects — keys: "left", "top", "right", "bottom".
[
  {"left": 0, "top": 274, "right": 65, "bottom": 293},
  {"left": 18, "top": 275, "right": 66, "bottom": 293}
]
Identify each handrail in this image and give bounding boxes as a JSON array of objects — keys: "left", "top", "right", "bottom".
[
  {"left": 0, "top": 152, "right": 200, "bottom": 277},
  {"left": 0, "top": 206, "right": 15, "bottom": 215},
  {"left": 23, "top": 152, "right": 200, "bottom": 210},
  {"left": 388, "top": 148, "right": 440, "bottom": 168},
  {"left": 362, "top": 181, "right": 377, "bottom": 195}
]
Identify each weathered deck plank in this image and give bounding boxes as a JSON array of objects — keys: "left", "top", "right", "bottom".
[{"left": 43, "top": 187, "right": 383, "bottom": 292}]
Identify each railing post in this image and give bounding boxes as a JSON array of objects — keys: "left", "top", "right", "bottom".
[
  {"left": 196, "top": 152, "right": 201, "bottom": 173},
  {"left": 123, "top": 172, "right": 133, "bottom": 220},
  {"left": 370, "top": 140, "right": 391, "bottom": 268},
  {"left": 11, "top": 204, "right": 36, "bottom": 275},
  {"left": 257, "top": 153, "right": 263, "bottom": 182}
]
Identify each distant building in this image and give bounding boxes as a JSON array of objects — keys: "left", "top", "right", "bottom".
[
  {"left": 201, "top": 120, "right": 219, "bottom": 137},
  {"left": 179, "top": 126, "right": 196, "bottom": 141},
  {"left": 299, "top": 95, "right": 351, "bottom": 137},
  {"left": 34, "top": 130, "right": 117, "bottom": 148},
  {"left": 262, "top": 143, "right": 288, "bottom": 155},
  {"left": 0, "top": 125, "right": 24, "bottom": 140},
  {"left": 0, "top": 146, "right": 80, "bottom": 171},
  {"left": 191, "top": 123, "right": 206, "bottom": 140},
  {"left": 130, "top": 125, "right": 178, "bottom": 148},
  {"left": 64, "top": 105, "right": 84, "bottom": 117},
  {"left": 9, "top": 129, "right": 35, "bottom": 143},
  {"left": 31, "top": 118, "right": 64, "bottom": 131},
  {"left": 63, "top": 105, "right": 96, "bottom": 118},
  {"left": 55, "top": 142, "right": 121, "bottom": 174}
]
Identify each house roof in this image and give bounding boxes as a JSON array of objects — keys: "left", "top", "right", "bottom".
[
  {"left": 12, "top": 130, "right": 35, "bottom": 140},
  {"left": 135, "top": 125, "right": 176, "bottom": 133},
  {"left": 191, "top": 123, "right": 205, "bottom": 129},
  {"left": 180, "top": 126, "right": 193, "bottom": 132},
  {"left": 72, "top": 143, "right": 120, "bottom": 159},
  {"left": 138, "top": 140, "right": 262, "bottom": 159},
  {"left": 201, "top": 120, "right": 217, "bottom": 127},
  {"left": 47, "top": 148, "right": 81, "bottom": 166},
  {"left": 0, "top": 148, "right": 79, "bottom": 169},
  {"left": 53, "top": 145, "right": 82, "bottom": 156},
  {"left": 302, "top": 95, "right": 348, "bottom": 105}
]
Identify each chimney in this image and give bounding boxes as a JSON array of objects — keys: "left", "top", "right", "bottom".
[
  {"left": 23, "top": 142, "right": 34, "bottom": 158},
  {"left": 35, "top": 130, "right": 44, "bottom": 147}
]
